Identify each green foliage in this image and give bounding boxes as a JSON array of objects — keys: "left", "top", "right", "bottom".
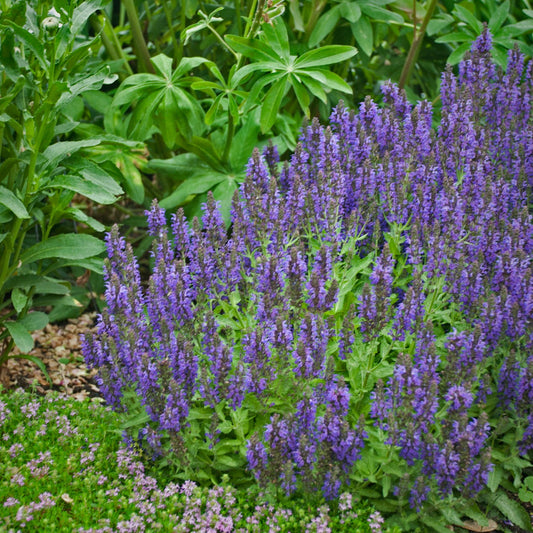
[
  {"left": 0, "top": 0, "right": 136, "bottom": 375},
  {"left": 89, "top": 0, "right": 533, "bottom": 221},
  {"left": 0, "top": 386, "right": 390, "bottom": 531}
]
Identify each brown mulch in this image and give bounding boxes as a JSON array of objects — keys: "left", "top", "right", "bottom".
[{"left": 0, "top": 312, "right": 102, "bottom": 401}]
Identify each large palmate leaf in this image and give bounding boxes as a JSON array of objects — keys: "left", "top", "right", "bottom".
[
  {"left": 226, "top": 19, "right": 357, "bottom": 132},
  {"left": 111, "top": 54, "right": 209, "bottom": 145}
]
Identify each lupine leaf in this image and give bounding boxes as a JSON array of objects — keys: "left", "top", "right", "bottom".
[
  {"left": 295, "top": 45, "right": 357, "bottom": 69},
  {"left": 260, "top": 76, "right": 288, "bottom": 133},
  {"left": 308, "top": 6, "right": 342, "bottom": 48}
]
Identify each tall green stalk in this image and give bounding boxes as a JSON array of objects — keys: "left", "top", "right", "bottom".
[
  {"left": 122, "top": 0, "right": 155, "bottom": 73},
  {"left": 399, "top": 0, "right": 438, "bottom": 90}
]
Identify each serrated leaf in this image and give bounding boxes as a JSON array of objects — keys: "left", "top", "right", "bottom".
[
  {"left": 20, "top": 234, "right": 106, "bottom": 265},
  {"left": 491, "top": 493, "right": 532, "bottom": 530},
  {"left": 0, "top": 186, "right": 30, "bottom": 219},
  {"left": 5, "top": 321, "right": 34, "bottom": 353}
]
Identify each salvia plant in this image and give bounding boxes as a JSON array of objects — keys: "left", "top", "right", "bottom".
[{"left": 82, "top": 31, "right": 533, "bottom": 531}]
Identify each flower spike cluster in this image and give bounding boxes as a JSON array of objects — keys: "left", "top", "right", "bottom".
[{"left": 83, "top": 30, "right": 532, "bottom": 507}]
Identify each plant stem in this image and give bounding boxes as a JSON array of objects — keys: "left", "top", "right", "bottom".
[
  {"left": 304, "top": 0, "right": 328, "bottom": 36},
  {"left": 398, "top": 0, "right": 438, "bottom": 90},
  {"left": 162, "top": 0, "right": 181, "bottom": 64},
  {"left": 222, "top": 108, "right": 235, "bottom": 164},
  {"left": 122, "top": 0, "right": 155, "bottom": 73},
  {"left": 91, "top": 12, "right": 134, "bottom": 79}
]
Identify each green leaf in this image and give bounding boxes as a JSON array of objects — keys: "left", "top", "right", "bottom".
[
  {"left": 308, "top": 6, "right": 342, "bottom": 48},
  {"left": 290, "top": 75, "right": 310, "bottom": 115},
  {"left": 50, "top": 175, "right": 118, "bottom": 204},
  {"left": 19, "top": 312, "right": 48, "bottom": 331},
  {"left": 300, "top": 69, "right": 353, "bottom": 94},
  {"left": 214, "top": 454, "right": 243, "bottom": 470},
  {"left": 9, "top": 353, "right": 51, "bottom": 383},
  {"left": 42, "top": 140, "right": 101, "bottom": 171},
  {"left": 116, "top": 154, "right": 145, "bottom": 204},
  {"left": 487, "top": 466, "right": 504, "bottom": 492},
  {"left": 213, "top": 178, "right": 238, "bottom": 227},
  {"left": 151, "top": 54, "right": 173, "bottom": 79},
  {"left": 420, "top": 515, "right": 454, "bottom": 533},
  {"left": 295, "top": 45, "right": 357, "bottom": 69},
  {"left": 340, "top": 2, "right": 362, "bottom": 23},
  {"left": 351, "top": 16, "right": 374, "bottom": 56},
  {"left": 172, "top": 57, "right": 210, "bottom": 80},
  {"left": 229, "top": 110, "right": 261, "bottom": 170},
  {"left": 5, "top": 321, "right": 34, "bottom": 353},
  {"left": 11, "top": 288, "right": 27, "bottom": 314},
  {"left": 1, "top": 22, "right": 46, "bottom": 69},
  {"left": 447, "top": 42, "right": 472, "bottom": 65},
  {"left": 20, "top": 234, "right": 106, "bottom": 265},
  {"left": 435, "top": 32, "right": 474, "bottom": 44},
  {"left": 72, "top": 159, "right": 124, "bottom": 196},
  {"left": 260, "top": 76, "right": 288, "bottom": 133},
  {"left": 261, "top": 19, "right": 290, "bottom": 61},
  {"left": 225, "top": 35, "right": 281, "bottom": 63},
  {"left": 71, "top": 0, "right": 105, "bottom": 36},
  {"left": 3, "top": 274, "right": 69, "bottom": 295},
  {"left": 488, "top": 0, "right": 510, "bottom": 33},
  {"left": 453, "top": 4, "right": 483, "bottom": 34},
  {"left": 360, "top": 3, "right": 403, "bottom": 23},
  {"left": 58, "top": 68, "right": 111, "bottom": 106},
  {"left": 112, "top": 75, "right": 165, "bottom": 107},
  {"left": 0, "top": 186, "right": 30, "bottom": 219},
  {"left": 503, "top": 19, "right": 533, "bottom": 34},
  {"left": 490, "top": 493, "right": 532, "bottom": 530},
  {"left": 300, "top": 74, "right": 328, "bottom": 104},
  {"left": 159, "top": 173, "right": 227, "bottom": 209}
]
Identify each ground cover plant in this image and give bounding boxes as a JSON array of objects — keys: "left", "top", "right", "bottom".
[
  {"left": 0, "top": 386, "right": 389, "bottom": 531},
  {"left": 82, "top": 31, "right": 533, "bottom": 531}
]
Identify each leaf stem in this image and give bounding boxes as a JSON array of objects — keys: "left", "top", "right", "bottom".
[
  {"left": 162, "top": 0, "right": 181, "bottom": 64},
  {"left": 222, "top": 108, "right": 235, "bottom": 164},
  {"left": 398, "top": 0, "right": 438, "bottom": 90},
  {"left": 122, "top": 0, "right": 155, "bottom": 73}
]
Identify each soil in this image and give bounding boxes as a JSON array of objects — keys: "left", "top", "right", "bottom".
[{"left": 0, "top": 312, "right": 102, "bottom": 401}]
